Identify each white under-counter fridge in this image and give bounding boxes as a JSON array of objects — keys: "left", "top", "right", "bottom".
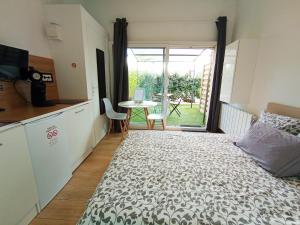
[{"left": 24, "top": 112, "right": 72, "bottom": 210}]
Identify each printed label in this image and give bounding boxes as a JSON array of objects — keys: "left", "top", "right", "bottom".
[{"left": 46, "top": 126, "right": 59, "bottom": 146}]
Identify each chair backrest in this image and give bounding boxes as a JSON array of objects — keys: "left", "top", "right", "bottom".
[
  {"left": 162, "top": 100, "right": 170, "bottom": 117},
  {"left": 103, "top": 98, "right": 115, "bottom": 118},
  {"left": 152, "top": 93, "right": 163, "bottom": 103},
  {"left": 133, "top": 88, "right": 144, "bottom": 102}
]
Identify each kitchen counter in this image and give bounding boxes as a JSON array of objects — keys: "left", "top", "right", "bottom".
[{"left": 0, "top": 100, "right": 92, "bottom": 132}]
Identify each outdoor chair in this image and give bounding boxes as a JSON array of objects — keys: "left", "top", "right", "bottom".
[{"left": 169, "top": 98, "right": 182, "bottom": 117}]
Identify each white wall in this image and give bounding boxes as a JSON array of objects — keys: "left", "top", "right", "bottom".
[
  {"left": 233, "top": 0, "right": 300, "bottom": 115},
  {"left": 80, "top": 0, "right": 237, "bottom": 43},
  {"left": 0, "top": 0, "right": 51, "bottom": 57}
]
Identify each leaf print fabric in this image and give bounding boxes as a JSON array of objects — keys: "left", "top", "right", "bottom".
[{"left": 78, "top": 131, "right": 300, "bottom": 225}]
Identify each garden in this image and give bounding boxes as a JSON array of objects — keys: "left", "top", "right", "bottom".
[{"left": 129, "top": 71, "right": 205, "bottom": 127}]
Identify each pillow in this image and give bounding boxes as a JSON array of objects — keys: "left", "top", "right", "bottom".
[
  {"left": 235, "top": 121, "right": 300, "bottom": 177},
  {"left": 259, "top": 111, "right": 300, "bottom": 136}
]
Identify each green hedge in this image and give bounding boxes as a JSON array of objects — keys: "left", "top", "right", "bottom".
[{"left": 129, "top": 72, "right": 201, "bottom": 101}]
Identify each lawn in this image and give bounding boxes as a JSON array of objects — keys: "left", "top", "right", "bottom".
[{"left": 130, "top": 103, "right": 205, "bottom": 127}]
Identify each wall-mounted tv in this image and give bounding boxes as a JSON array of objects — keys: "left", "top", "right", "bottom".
[{"left": 0, "top": 44, "right": 29, "bottom": 81}]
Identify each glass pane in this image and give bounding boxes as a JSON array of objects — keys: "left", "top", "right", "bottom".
[
  {"left": 135, "top": 55, "right": 164, "bottom": 62},
  {"left": 127, "top": 48, "right": 165, "bottom": 124},
  {"left": 167, "top": 48, "right": 214, "bottom": 127},
  {"left": 169, "top": 55, "right": 198, "bottom": 62},
  {"left": 169, "top": 48, "right": 204, "bottom": 55},
  {"left": 131, "top": 48, "right": 164, "bottom": 55}
]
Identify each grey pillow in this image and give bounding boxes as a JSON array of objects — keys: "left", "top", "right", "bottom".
[
  {"left": 235, "top": 121, "right": 300, "bottom": 177},
  {"left": 259, "top": 111, "right": 300, "bottom": 136}
]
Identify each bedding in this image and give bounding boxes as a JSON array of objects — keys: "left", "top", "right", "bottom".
[
  {"left": 235, "top": 121, "right": 300, "bottom": 177},
  {"left": 77, "top": 131, "right": 300, "bottom": 225},
  {"left": 259, "top": 111, "right": 300, "bottom": 136}
]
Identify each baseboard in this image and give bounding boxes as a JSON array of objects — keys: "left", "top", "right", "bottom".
[
  {"left": 18, "top": 205, "right": 39, "bottom": 225},
  {"left": 72, "top": 148, "right": 93, "bottom": 172}
]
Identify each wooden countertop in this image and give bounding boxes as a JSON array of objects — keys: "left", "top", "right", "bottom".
[{"left": 0, "top": 101, "right": 89, "bottom": 123}]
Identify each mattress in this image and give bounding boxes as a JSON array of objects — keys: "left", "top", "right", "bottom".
[{"left": 77, "top": 131, "right": 300, "bottom": 225}]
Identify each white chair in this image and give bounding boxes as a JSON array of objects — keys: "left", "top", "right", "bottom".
[
  {"left": 103, "top": 98, "right": 128, "bottom": 139},
  {"left": 147, "top": 100, "right": 169, "bottom": 130}
]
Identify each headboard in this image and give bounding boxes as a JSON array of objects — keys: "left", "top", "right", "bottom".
[{"left": 266, "top": 102, "right": 300, "bottom": 119}]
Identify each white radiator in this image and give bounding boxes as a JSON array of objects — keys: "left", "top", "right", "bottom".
[{"left": 219, "top": 103, "right": 255, "bottom": 136}]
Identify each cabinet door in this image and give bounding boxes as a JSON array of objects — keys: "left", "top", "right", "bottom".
[
  {"left": 0, "top": 126, "right": 38, "bottom": 225},
  {"left": 65, "top": 104, "right": 93, "bottom": 171}
]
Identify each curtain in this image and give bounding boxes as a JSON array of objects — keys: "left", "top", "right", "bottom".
[
  {"left": 207, "top": 16, "right": 227, "bottom": 133},
  {"left": 112, "top": 18, "right": 129, "bottom": 132}
]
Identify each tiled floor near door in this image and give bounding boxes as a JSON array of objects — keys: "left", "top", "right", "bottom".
[{"left": 30, "top": 134, "right": 121, "bottom": 225}]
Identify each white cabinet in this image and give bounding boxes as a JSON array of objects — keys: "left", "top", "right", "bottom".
[
  {"left": 220, "top": 39, "right": 258, "bottom": 107},
  {"left": 65, "top": 103, "right": 94, "bottom": 171},
  {"left": 45, "top": 4, "right": 109, "bottom": 146},
  {"left": 0, "top": 125, "right": 38, "bottom": 225},
  {"left": 81, "top": 8, "right": 109, "bottom": 143},
  {"left": 25, "top": 113, "right": 72, "bottom": 210}
]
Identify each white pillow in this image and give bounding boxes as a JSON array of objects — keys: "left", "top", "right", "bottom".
[{"left": 259, "top": 111, "right": 300, "bottom": 136}]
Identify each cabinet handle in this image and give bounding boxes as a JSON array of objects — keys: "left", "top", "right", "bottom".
[{"left": 75, "top": 108, "right": 85, "bottom": 114}]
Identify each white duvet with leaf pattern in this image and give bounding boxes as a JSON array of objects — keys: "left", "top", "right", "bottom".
[{"left": 77, "top": 131, "right": 300, "bottom": 225}]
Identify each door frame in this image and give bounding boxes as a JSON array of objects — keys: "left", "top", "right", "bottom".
[{"left": 127, "top": 41, "right": 217, "bottom": 130}]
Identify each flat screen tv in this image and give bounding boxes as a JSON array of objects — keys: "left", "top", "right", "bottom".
[{"left": 0, "top": 44, "right": 29, "bottom": 81}]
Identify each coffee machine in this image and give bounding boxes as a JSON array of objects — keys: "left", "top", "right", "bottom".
[{"left": 28, "top": 67, "right": 55, "bottom": 107}]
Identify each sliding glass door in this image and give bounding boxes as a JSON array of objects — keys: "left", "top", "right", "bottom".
[{"left": 127, "top": 46, "right": 214, "bottom": 128}]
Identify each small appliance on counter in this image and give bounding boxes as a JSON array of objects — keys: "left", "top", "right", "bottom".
[
  {"left": 0, "top": 44, "right": 56, "bottom": 108},
  {"left": 28, "top": 67, "right": 55, "bottom": 107}
]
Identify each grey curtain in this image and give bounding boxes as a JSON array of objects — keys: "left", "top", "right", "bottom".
[
  {"left": 207, "top": 16, "right": 227, "bottom": 133},
  {"left": 112, "top": 18, "right": 129, "bottom": 132}
]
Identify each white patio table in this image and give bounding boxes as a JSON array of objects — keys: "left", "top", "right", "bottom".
[{"left": 118, "top": 100, "right": 158, "bottom": 128}]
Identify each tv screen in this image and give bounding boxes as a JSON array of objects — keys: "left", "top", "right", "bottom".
[{"left": 0, "top": 44, "right": 29, "bottom": 81}]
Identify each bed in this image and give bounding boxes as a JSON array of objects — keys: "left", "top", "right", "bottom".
[{"left": 77, "top": 103, "right": 300, "bottom": 225}]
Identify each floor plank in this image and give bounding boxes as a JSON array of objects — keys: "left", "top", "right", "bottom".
[{"left": 29, "top": 133, "right": 122, "bottom": 225}]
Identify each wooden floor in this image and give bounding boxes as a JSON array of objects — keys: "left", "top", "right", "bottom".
[{"left": 30, "top": 133, "right": 122, "bottom": 225}]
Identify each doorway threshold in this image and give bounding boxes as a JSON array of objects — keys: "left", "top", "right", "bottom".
[
  {"left": 166, "top": 126, "right": 207, "bottom": 132},
  {"left": 128, "top": 123, "right": 207, "bottom": 132}
]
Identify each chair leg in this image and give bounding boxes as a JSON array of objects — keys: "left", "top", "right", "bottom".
[
  {"left": 162, "top": 119, "right": 166, "bottom": 130},
  {"left": 108, "top": 119, "right": 113, "bottom": 135},
  {"left": 126, "top": 108, "right": 131, "bottom": 129},
  {"left": 151, "top": 120, "right": 155, "bottom": 129},
  {"left": 123, "top": 120, "right": 128, "bottom": 133},
  {"left": 144, "top": 108, "right": 150, "bottom": 129},
  {"left": 123, "top": 120, "right": 126, "bottom": 132},
  {"left": 119, "top": 121, "right": 124, "bottom": 140}
]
